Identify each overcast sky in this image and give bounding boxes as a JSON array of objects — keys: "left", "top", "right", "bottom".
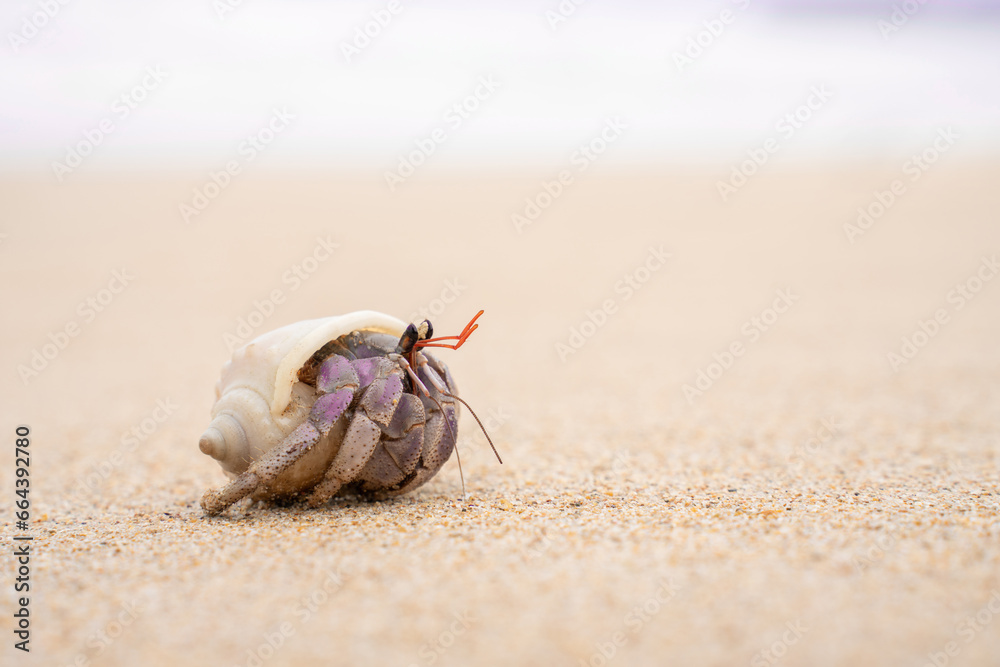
[{"left": 2, "top": 1, "right": 999, "bottom": 171}]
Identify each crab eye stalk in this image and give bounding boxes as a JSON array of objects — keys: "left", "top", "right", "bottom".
[
  {"left": 417, "top": 320, "right": 433, "bottom": 341},
  {"left": 395, "top": 323, "right": 420, "bottom": 356},
  {"left": 411, "top": 310, "right": 483, "bottom": 353},
  {"left": 397, "top": 319, "right": 435, "bottom": 357}
]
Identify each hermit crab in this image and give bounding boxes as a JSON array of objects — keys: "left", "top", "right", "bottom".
[{"left": 199, "top": 310, "right": 500, "bottom": 515}]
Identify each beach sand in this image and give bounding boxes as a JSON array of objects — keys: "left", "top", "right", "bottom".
[{"left": 2, "top": 162, "right": 999, "bottom": 666}]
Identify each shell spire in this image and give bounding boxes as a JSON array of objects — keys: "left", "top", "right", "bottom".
[{"left": 199, "top": 311, "right": 406, "bottom": 475}]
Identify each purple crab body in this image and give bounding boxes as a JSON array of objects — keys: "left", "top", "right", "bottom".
[{"left": 200, "top": 329, "right": 459, "bottom": 515}]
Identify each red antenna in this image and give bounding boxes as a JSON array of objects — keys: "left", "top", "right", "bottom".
[
  {"left": 407, "top": 309, "right": 502, "bottom": 473},
  {"left": 412, "top": 309, "right": 484, "bottom": 354}
]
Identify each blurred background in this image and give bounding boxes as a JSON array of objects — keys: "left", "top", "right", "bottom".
[
  {"left": 2, "top": 2, "right": 1000, "bottom": 666},
  {"left": 3, "top": 0, "right": 1000, "bottom": 169}
]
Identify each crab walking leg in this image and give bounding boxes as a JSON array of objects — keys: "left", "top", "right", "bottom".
[
  {"left": 201, "top": 421, "right": 317, "bottom": 514},
  {"left": 359, "top": 393, "right": 425, "bottom": 489},
  {"left": 388, "top": 401, "right": 458, "bottom": 497},
  {"left": 402, "top": 355, "right": 460, "bottom": 472},
  {"left": 200, "top": 389, "right": 352, "bottom": 514},
  {"left": 201, "top": 354, "right": 363, "bottom": 515},
  {"left": 381, "top": 355, "right": 461, "bottom": 497},
  {"left": 199, "top": 468, "right": 259, "bottom": 514},
  {"left": 305, "top": 414, "right": 382, "bottom": 505},
  {"left": 306, "top": 358, "right": 406, "bottom": 506}
]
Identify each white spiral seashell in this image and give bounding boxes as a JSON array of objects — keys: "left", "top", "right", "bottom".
[{"left": 199, "top": 310, "right": 407, "bottom": 477}]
